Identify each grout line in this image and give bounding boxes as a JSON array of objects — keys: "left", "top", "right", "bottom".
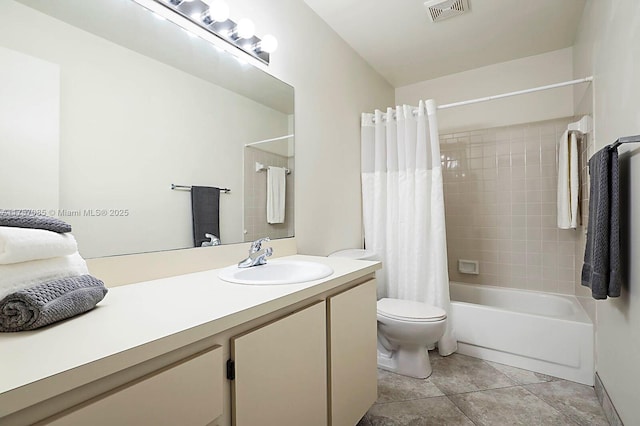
[
  {"left": 519, "top": 383, "right": 582, "bottom": 425},
  {"left": 444, "top": 394, "right": 480, "bottom": 426},
  {"left": 373, "top": 394, "right": 448, "bottom": 405},
  {"left": 437, "top": 382, "right": 523, "bottom": 397}
]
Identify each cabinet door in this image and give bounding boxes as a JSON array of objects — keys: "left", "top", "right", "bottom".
[
  {"left": 47, "top": 346, "right": 223, "bottom": 426},
  {"left": 328, "top": 280, "right": 378, "bottom": 426},
  {"left": 231, "top": 301, "right": 327, "bottom": 426}
]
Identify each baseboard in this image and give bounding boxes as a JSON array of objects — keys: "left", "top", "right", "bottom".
[{"left": 594, "top": 372, "right": 624, "bottom": 426}]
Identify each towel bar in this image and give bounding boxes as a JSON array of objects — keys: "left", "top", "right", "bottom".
[
  {"left": 171, "top": 184, "right": 231, "bottom": 193},
  {"left": 255, "top": 162, "right": 291, "bottom": 175},
  {"left": 608, "top": 135, "right": 640, "bottom": 150}
]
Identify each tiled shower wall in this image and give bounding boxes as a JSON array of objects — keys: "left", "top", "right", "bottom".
[
  {"left": 440, "top": 118, "right": 579, "bottom": 295},
  {"left": 243, "top": 146, "right": 294, "bottom": 242}
]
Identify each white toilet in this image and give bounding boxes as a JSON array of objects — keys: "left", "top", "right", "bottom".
[{"left": 328, "top": 249, "right": 447, "bottom": 379}]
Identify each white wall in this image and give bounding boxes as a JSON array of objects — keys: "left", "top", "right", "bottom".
[
  {"left": 0, "top": 46, "right": 59, "bottom": 211},
  {"left": 0, "top": 1, "right": 289, "bottom": 258},
  {"left": 573, "top": 0, "right": 640, "bottom": 423},
  {"left": 395, "top": 48, "right": 575, "bottom": 133},
  {"left": 224, "top": 0, "right": 395, "bottom": 255}
]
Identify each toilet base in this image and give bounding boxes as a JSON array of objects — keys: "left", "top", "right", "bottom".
[{"left": 377, "top": 345, "right": 433, "bottom": 379}]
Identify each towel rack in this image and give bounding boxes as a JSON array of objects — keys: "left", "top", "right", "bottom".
[
  {"left": 255, "top": 162, "right": 291, "bottom": 175},
  {"left": 608, "top": 135, "right": 640, "bottom": 150},
  {"left": 171, "top": 184, "right": 231, "bottom": 193}
]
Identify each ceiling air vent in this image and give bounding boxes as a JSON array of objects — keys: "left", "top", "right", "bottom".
[{"left": 424, "top": 0, "right": 470, "bottom": 22}]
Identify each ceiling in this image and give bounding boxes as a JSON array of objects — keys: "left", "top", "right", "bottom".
[{"left": 303, "top": 0, "right": 586, "bottom": 87}]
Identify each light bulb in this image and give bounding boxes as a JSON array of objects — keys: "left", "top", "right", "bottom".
[
  {"left": 236, "top": 18, "right": 255, "bottom": 39},
  {"left": 208, "top": 0, "right": 229, "bottom": 22},
  {"left": 260, "top": 34, "right": 278, "bottom": 53}
]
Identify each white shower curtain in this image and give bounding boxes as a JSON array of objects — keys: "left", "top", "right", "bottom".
[{"left": 361, "top": 100, "right": 457, "bottom": 356}]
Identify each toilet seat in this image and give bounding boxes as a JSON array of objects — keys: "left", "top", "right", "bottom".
[{"left": 377, "top": 298, "right": 446, "bottom": 323}]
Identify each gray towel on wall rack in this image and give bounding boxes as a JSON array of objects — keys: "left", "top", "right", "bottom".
[
  {"left": 191, "top": 186, "right": 221, "bottom": 247},
  {"left": 581, "top": 147, "right": 621, "bottom": 299}
]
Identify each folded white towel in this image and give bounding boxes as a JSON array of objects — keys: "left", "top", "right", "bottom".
[
  {"left": 0, "top": 226, "right": 78, "bottom": 265},
  {"left": 267, "top": 166, "right": 287, "bottom": 224},
  {"left": 0, "top": 252, "right": 88, "bottom": 301},
  {"left": 557, "top": 130, "right": 579, "bottom": 229}
]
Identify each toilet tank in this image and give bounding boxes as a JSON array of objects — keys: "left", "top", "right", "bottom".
[
  {"left": 328, "top": 249, "right": 383, "bottom": 297},
  {"left": 328, "top": 249, "right": 379, "bottom": 261}
]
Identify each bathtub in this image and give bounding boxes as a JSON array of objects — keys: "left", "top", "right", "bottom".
[{"left": 449, "top": 282, "right": 594, "bottom": 385}]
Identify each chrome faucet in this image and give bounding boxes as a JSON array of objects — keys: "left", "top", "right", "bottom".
[
  {"left": 201, "top": 233, "right": 221, "bottom": 247},
  {"left": 238, "top": 237, "right": 273, "bottom": 268}
]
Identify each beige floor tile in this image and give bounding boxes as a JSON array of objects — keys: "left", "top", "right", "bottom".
[
  {"left": 366, "top": 397, "right": 474, "bottom": 426},
  {"left": 449, "top": 386, "right": 575, "bottom": 426},
  {"left": 485, "top": 360, "right": 558, "bottom": 385},
  {"left": 364, "top": 355, "right": 608, "bottom": 426},
  {"left": 376, "top": 369, "right": 444, "bottom": 404},
  {"left": 428, "top": 353, "right": 516, "bottom": 395},
  {"left": 524, "top": 380, "right": 610, "bottom": 426}
]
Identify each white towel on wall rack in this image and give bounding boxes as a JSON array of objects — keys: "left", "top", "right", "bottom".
[
  {"left": 267, "top": 166, "right": 286, "bottom": 224},
  {"left": 557, "top": 130, "right": 579, "bottom": 229}
]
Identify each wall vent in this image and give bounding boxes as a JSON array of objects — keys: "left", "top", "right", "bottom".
[{"left": 424, "top": 0, "right": 470, "bottom": 22}]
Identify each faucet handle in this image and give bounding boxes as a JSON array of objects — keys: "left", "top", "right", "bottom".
[
  {"left": 256, "top": 247, "right": 273, "bottom": 265},
  {"left": 250, "top": 237, "right": 271, "bottom": 253}
]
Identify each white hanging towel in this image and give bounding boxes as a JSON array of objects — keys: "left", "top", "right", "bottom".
[
  {"left": 267, "top": 166, "right": 286, "bottom": 224},
  {"left": 557, "top": 130, "right": 579, "bottom": 229}
]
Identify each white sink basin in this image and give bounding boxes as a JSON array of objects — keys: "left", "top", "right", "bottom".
[{"left": 218, "top": 260, "right": 334, "bottom": 285}]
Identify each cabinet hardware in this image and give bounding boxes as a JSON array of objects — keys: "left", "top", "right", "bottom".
[{"left": 226, "top": 359, "right": 235, "bottom": 380}]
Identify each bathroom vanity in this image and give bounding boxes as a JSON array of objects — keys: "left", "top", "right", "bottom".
[{"left": 0, "top": 255, "right": 380, "bottom": 426}]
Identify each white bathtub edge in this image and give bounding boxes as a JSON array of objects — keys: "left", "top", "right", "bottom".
[{"left": 449, "top": 282, "right": 595, "bottom": 386}]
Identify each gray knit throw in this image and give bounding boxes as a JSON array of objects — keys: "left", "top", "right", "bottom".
[
  {"left": 0, "top": 210, "right": 72, "bottom": 233},
  {"left": 0, "top": 275, "right": 107, "bottom": 332}
]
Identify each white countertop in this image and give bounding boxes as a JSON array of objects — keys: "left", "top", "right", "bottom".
[{"left": 0, "top": 254, "right": 379, "bottom": 416}]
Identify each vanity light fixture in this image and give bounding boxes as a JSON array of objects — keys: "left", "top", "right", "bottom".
[
  {"left": 236, "top": 18, "right": 255, "bottom": 39},
  {"left": 168, "top": 0, "right": 195, "bottom": 5},
  {"left": 254, "top": 34, "right": 278, "bottom": 54},
  {"left": 200, "top": 0, "right": 229, "bottom": 24},
  {"left": 155, "top": 0, "right": 277, "bottom": 64}
]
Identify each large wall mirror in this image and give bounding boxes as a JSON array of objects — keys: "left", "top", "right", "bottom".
[{"left": 0, "top": 0, "right": 294, "bottom": 258}]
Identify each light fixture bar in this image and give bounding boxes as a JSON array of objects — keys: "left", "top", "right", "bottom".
[{"left": 151, "top": 0, "right": 273, "bottom": 65}]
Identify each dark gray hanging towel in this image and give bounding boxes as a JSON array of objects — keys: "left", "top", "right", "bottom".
[
  {"left": 191, "top": 186, "right": 220, "bottom": 247},
  {"left": 581, "top": 147, "right": 621, "bottom": 299}
]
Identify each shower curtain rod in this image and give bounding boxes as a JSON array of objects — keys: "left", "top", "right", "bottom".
[
  {"left": 437, "top": 77, "right": 593, "bottom": 110},
  {"left": 371, "top": 77, "right": 594, "bottom": 122}
]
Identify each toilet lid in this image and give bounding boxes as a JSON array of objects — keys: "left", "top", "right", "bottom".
[{"left": 377, "top": 298, "right": 447, "bottom": 322}]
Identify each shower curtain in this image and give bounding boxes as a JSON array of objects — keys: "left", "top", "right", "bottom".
[{"left": 361, "top": 99, "right": 457, "bottom": 356}]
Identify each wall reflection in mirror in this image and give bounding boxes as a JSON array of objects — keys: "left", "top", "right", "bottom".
[{"left": 0, "top": 0, "right": 294, "bottom": 258}]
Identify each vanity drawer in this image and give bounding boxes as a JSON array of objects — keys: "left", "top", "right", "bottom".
[{"left": 46, "top": 345, "right": 223, "bottom": 426}]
